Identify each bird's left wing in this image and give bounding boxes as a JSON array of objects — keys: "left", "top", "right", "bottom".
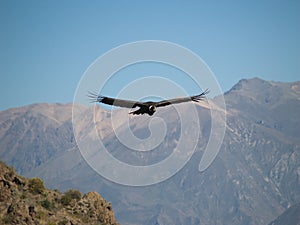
[
  {"left": 155, "top": 89, "right": 209, "bottom": 108},
  {"left": 88, "top": 92, "right": 144, "bottom": 108}
]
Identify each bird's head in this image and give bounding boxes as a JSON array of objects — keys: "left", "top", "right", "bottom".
[{"left": 149, "top": 105, "right": 156, "bottom": 113}]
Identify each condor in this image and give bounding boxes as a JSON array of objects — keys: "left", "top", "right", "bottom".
[{"left": 89, "top": 89, "right": 209, "bottom": 116}]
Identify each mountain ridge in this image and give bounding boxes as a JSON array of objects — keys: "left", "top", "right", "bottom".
[{"left": 0, "top": 78, "right": 300, "bottom": 224}]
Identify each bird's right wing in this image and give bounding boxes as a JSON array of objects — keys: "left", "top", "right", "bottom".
[
  {"left": 156, "top": 89, "right": 209, "bottom": 108},
  {"left": 88, "top": 92, "right": 144, "bottom": 109}
]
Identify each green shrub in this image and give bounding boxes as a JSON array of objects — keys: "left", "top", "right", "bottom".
[
  {"left": 58, "top": 219, "right": 68, "bottom": 225},
  {"left": 47, "top": 222, "right": 56, "bottom": 225},
  {"left": 36, "top": 211, "right": 47, "bottom": 220},
  {"left": 41, "top": 198, "right": 54, "bottom": 210},
  {"left": 28, "top": 178, "right": 45, "bottom": 194},
  {"left": 2, "top": 214, "right": 15, "bottom": 224},
  {"left": 21, "top": 192, "right": 27, "bottom": 199},
  {"left": 61, "top": 189, "right": 82, "bottom": 206}
]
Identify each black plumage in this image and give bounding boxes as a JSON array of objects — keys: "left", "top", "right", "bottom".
[{"left": 89, "top": 89, "right": 209, "bottom": 116}]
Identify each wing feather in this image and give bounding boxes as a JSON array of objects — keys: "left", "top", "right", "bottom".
[
  {"left": 155, "top": 89, "right": 209, "bottom": 108},
  {"left": 88, "top": 92, "right": 143, "bottom": 108}
]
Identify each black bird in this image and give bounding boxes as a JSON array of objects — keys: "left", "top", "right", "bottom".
[{"left": 89, "top": 89, "right": 209, "bottom": 116}]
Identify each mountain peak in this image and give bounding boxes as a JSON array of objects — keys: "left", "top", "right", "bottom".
[
  {"left": 228, "top": 77, "right": 300, "bottom": 96},
  {"left": 227, "top": 77, "right": 273, "bottom": 93},
  {"left": 225, "top": 77, "right": 300, "bottom": 107}
]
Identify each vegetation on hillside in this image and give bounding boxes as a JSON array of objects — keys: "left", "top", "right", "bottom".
[{"left": 0, "top": 161, "right": 119, "bottom": 225}]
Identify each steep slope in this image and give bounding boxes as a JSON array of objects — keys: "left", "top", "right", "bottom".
[
  {"left": 268, "top": 202, "right": 300, "bottom": 225},
  {"left": 0, "top": 103, "right": 76, "bottom": 174},
  {"left": 0, "top": 161, "right": 119, "bottom": 225},
  {"left": 225, "top": 78, "right": 300, "bottom": 140},
  {"left": 269, "top": 203, "right": 300, "bottom": 225},
  {"left": 0, "top": 78, "right": 299, "bottom": 225}
]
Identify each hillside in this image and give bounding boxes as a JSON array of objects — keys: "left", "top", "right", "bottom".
[
  {"left": 268, "top": 202, "right": 300, "bottom": 225},
  {"left": 0, "top": 78, "right": 300, "bottom": 224},
  {"left": 0, "top": 161, "right": 119, "bottom": 225}
]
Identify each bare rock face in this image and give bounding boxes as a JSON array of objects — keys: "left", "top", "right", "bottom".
[
  {"left": 0, "top": 161, "right": 119, "bottom": 225},
  {"left": 67, "top": 191, "right": 117, "bottom": 224}
]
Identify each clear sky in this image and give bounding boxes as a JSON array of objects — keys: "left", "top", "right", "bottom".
[{"left": 1, "top": 0, "right": 299, "bottom": 110}]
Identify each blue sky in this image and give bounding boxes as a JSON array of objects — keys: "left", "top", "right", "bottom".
[{"left": 0, "top": 0, "right": 299, "bottom": 110}]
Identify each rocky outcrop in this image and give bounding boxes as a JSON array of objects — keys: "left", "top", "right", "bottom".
[{"left": 0, "top": 161, "right": 119, "bottom": 225}]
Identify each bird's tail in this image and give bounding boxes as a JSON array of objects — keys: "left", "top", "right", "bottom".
[{"left": 129, "top": 108, "right": 144, "bottom": 115}]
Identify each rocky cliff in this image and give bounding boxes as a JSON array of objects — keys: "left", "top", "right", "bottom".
[{"left": 0, "top": 161, "right": 119, "bottom": 225}]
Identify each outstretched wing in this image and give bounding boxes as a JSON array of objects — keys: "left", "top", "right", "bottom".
[
  {"left": 155, "top": 89, "right": 209, "bottom": 108},
  {"left": 88, "top": 92, "right": 144, "bottom": 109}
]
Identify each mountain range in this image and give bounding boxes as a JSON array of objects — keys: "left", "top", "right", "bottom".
[{"left": 0, "top": 77, "right": 299, "bottom": 224}]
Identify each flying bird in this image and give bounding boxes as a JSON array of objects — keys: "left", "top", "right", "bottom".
[{"left": 89, "top": 89, "right": 209, "bottom": 116}]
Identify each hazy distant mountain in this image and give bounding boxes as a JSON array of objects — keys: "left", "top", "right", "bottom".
[
  {"left": 0, "top": 103, "right": 75, "bottom": 174},
  {"left": 0, "top": 78, "right": 300, "bottom": 225}
]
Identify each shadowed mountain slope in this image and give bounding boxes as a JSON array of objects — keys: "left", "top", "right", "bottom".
[{"left": 268, "top": 202, "right": 300, "bottom": 225}]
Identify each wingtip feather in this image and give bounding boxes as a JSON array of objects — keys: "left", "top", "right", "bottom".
[
  {"left": 87, "top": 91, "right": 104, "bottom": 103},
  {"left": 192, "top": 89, "right": 209, "bottom": 102}
]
